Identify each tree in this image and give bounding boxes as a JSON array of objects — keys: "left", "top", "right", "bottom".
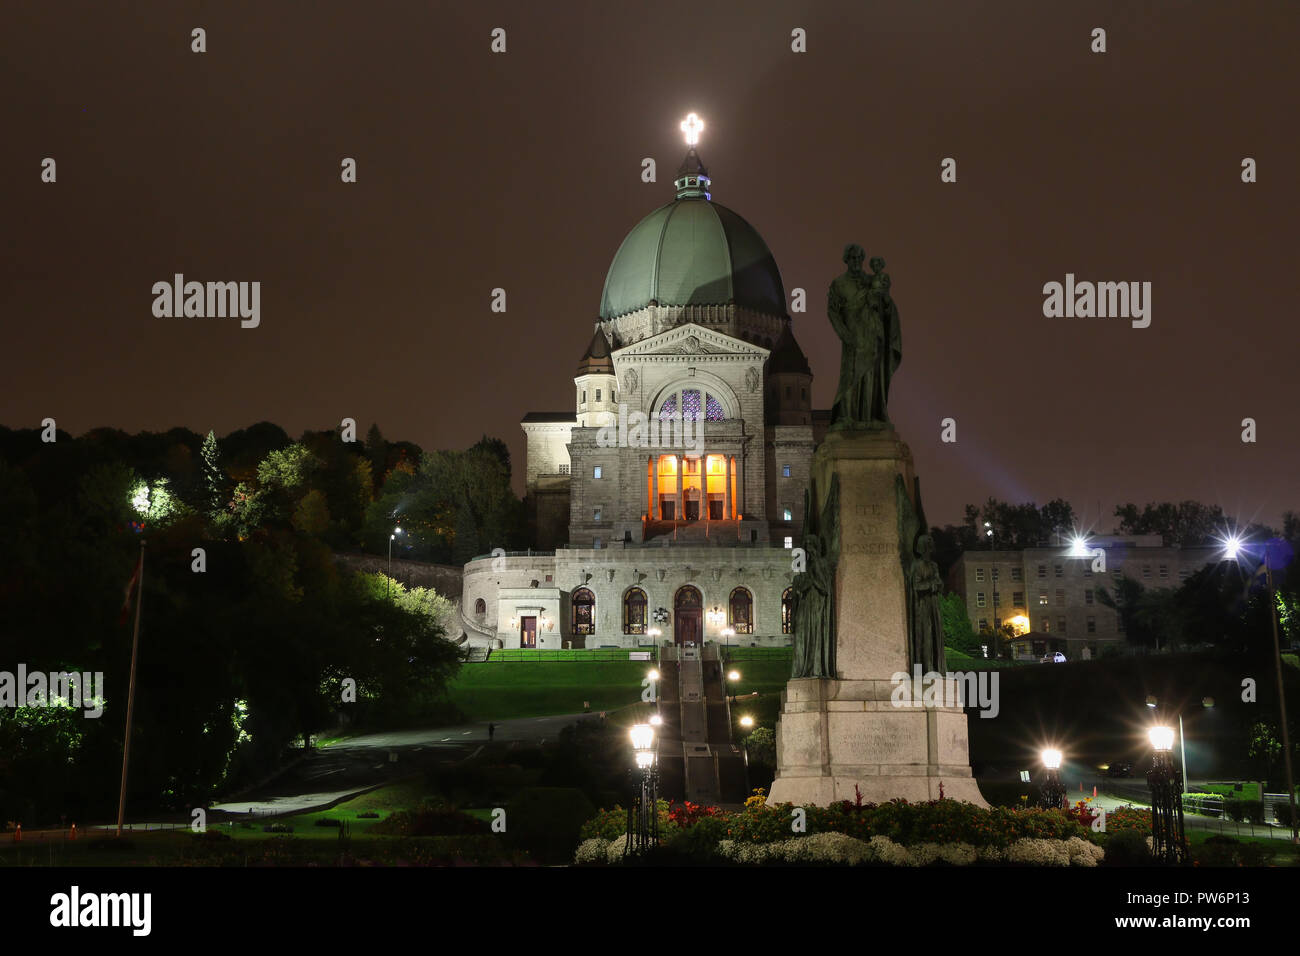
[
  {"left": 200, "top": 430, "right": 225, "bottom": 515},
  {"left": 1113, "top": 500, "right": 1227, "bottom": 547},
  {"left": 940, "top": 592, "right": 979, "bottom": 654}
]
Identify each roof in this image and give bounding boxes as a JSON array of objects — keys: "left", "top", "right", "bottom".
[
  {"left": 598, "top": 153, "right": 787, "bottom": 320},
  {"left": 576, "top": 328, "right": 614, "bottom": 376},
  {"left": 520, "top": 412, "right": 576, "bottom": 424},
  {"left": 767, "top": 325, "right": 811, "bottom": 375}
]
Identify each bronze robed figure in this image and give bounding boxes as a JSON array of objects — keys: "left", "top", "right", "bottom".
[
  {"left": 790, "top": 474, "right": 840, "bottom": 679},
  {"left": 897, "top": 474, "right": 947, "bottom": 674},
  {"left": 827, "top": 245, "right": 902, "bottom": 429}
]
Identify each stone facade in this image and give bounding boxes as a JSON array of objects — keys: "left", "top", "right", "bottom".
[
  {"left": 462, "top": 547, "right": 799, "bottom": 649},
  {"left": 768, "top": 429, "right": 986, "bottom": 807}
]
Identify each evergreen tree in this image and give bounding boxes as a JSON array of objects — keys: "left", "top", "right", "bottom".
[{"left": 201, "top": 429, "right": 225, "bottom": 514}]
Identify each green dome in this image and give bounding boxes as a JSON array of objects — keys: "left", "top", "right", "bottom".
[{"left": 599, "top": 197, "right": 787, "bottom": 320}]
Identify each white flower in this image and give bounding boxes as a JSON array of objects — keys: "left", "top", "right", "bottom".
[
  {"left": 605, "top": 834, "right": 630, "bottom": 863},
  {"left": 1066, "top": 836, "right": 1103, "bottom": 867},
  {"left": 574, "top": 838, "right": 610, "bottom": 865}
]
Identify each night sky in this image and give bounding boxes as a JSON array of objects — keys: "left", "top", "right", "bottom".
[{"left": 4, "top": 1, "right": 1297, "bottom": 529}]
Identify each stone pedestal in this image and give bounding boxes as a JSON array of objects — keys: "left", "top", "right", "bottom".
[{"left": 768, "top": 428, "right": 987, "bottom": 807}]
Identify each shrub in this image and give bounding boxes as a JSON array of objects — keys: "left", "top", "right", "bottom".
[
  {"left": 1103, "top": 829, "right": 1151, "bottom": 866},
  {"left": 1274, "top": 801, "right": 1296, "bottom": 827},
  {"left": 504, "top": 787, "right": 595, "bottom": 864},
  {"left": 372, "top": 800, "right": 488, "bottom": 836}
]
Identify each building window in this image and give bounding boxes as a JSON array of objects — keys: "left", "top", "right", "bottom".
[
  {"left": 1013, "top": 591, "right": 1024, "bottom": 607},
  {"left": 593, "top": 465, "right": 602, "bottom": 479},
  {"left": 581, "top": 390, "right": 587, "bottom": 403},
  {"left": 994, "top": 618, "right": 1001, "bottom": 629},
  {"left": 1042, "top": 619, "right": 1050, "bottom": 632},
  {"left": 1143, "top": 565, "right": 1151, "bottom": 579},
  {"left": 1054, "top": 564, "right": 1063, "bottom": 578},
  {"left": 993, "top": 591, "right": 1001, "bottom": 607},
  {"left": 1084, "top": 589, "right": 1094, "bottom": 605},
  {"left": 976, "top": 568, "right": 985, "bottom": 582},
  {"left": 782, "top": 588, "right": 793, "bottom": 634},
  {"left": 729, "top": 587, "right": 754, "bottom": 634},
  {"left": 1159, "top": 564, "right": 1168, "bottom": 578},
  {"left": 977, "top": 592, "right": 986, "bottom": 608},
  {"left": 783, "top": 536, "right": 793, "bottom": 548},
  {"left": 1055, "top": 588, "right": 1064, "bottom": 604},
  {"left": 593, "top": 538, "right": 602, "bottom": 549},
  {"left": 991, "top": 568, "right": 1000, "bottom": 581},
  {"left": 783, "top": 506, "right": 793, "bottom": 522},
  {"left": 1037, "top": 565, "right": 1046, "bottom": 578},
  {"left": 1058, "top": 617, "right": 1067, "bottom": 633},
  {"left": 1038, "top": 592, "right": 1048, "bottom": 606},
  {"left": 572, "top": 588, "right": 595, "bottom": 635},
  {"left": 474, "top": 598, "right": 486, "bottom": 618},
  {"left": 782, "top": 464, "right": 791, "bottom": 478},
  {"left": 1087, "top": 616, "right": 1096, "bottom": 634},
  {"left": 978, "top": 619, "right": 988, "bottom": 632},
  {"left": 1178, "top": 568, "right": 1190, "bottom": 580},
  {"left": 624, "top": 587, "right": 647, "bottom": 635},
  {"left": 593, "top": 507, "right": 602, "bottom": 521},
  {"left": 1011, "top": 567, "right": 1023, "bottom": 582}
]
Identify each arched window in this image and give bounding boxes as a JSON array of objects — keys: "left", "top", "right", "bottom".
[
  {"left": 729, "top": 587, "right": 754, "bottom": 635},
  {"left": 474, "top": 598, "right": 486, "bottom": 618},
  {"left": 782, "top": 588, "right": 793, "bottom": 634},
  {"left": 623, "top": 587, "right": 647, "bottom": 635},
  {"left": 572, "top": 587, "right": 595, "bottom": 635},
  {"left": 658, "top": 388, "right": 728, "bottom": 422}
]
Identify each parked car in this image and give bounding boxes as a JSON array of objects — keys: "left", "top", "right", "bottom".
[{"left": 1040, "top": 652, "right": 1067, "bottom": 663}]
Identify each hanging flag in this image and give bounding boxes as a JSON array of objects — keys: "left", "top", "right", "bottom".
[{"left": 118, "top": 551, "right": 143, "bottom": 625}]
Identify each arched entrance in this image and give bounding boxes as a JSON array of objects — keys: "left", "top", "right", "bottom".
[{"left": 674, "top": 586, "right": 703, "bottom": 646}]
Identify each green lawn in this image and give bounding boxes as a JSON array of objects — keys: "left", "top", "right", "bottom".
[{"left": 445, "top": 660, "right": 652, "bottom": 721}]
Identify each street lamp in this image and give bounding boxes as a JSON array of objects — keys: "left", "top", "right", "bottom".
[
  {"left": 387, "top": 525, "right": 402, "bottom": 599},
  {"left": 1040, "top": 748, "right": 1065, "bottom": 809},
  {"left": 1220, "top": 533, "right": 1298, "bottom": 843},
  {"left": 721, "top": 626, "right": 735, "bottom": 648},
  {"left": 1146, "top": 724, "right": 1188, "bottom": 865},
  {"left": 726, "top": 669, "right": 741, "bottom": 704},
  {"left": 625, "top": 723, "right": 659, "bottom": 856}
]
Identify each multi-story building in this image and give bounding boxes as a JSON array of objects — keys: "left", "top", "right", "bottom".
[
  {"left": 460, "top": 140, "right": 828, "bottom": 649},
  {"left": 946, "top": 534, "right": 1218, "bottom": 660}
]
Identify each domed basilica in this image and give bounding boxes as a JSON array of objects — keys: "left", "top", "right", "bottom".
[{"left": 461, "top": 126, "right": 830, "bottom": 650}]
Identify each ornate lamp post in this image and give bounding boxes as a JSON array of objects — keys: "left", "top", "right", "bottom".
[
  {"left": 625, "top": 723, "right": 659, "bottom": 856},
  {"left": 1040, "top": 748, "right": 1065, "bottom": 810},
  {"left": 726, "top": 669, "right": 741, "bottom": 704},
  {"left": 1147, "top": 725, "right": 1188, "bottom": 864}
]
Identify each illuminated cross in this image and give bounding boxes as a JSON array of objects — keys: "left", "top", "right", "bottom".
[{"left": 680, "top": 113, "right": 704, "bottom": 147}]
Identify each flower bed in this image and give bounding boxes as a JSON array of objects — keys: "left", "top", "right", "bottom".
[{"left": 575, "top": 792, "right": 1113, "bottom": 865}]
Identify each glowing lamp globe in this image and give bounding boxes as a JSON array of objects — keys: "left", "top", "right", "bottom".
[
  {"left": 1042, "top": 748, "right": 1063, "bottom": 770},
  {"left": 629, "top": 723, "right": 655, "bottom": 752},
  {"left": 1149, "top": 726, "right": 1175, "bottom": 752}
]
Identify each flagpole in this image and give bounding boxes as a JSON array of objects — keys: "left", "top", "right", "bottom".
[
  {"left": 116, "top": 539, "right": 145, "bottom": 837},
  {"left": 1265, "top": 551, "right": 1298, "bottom": 843}
]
